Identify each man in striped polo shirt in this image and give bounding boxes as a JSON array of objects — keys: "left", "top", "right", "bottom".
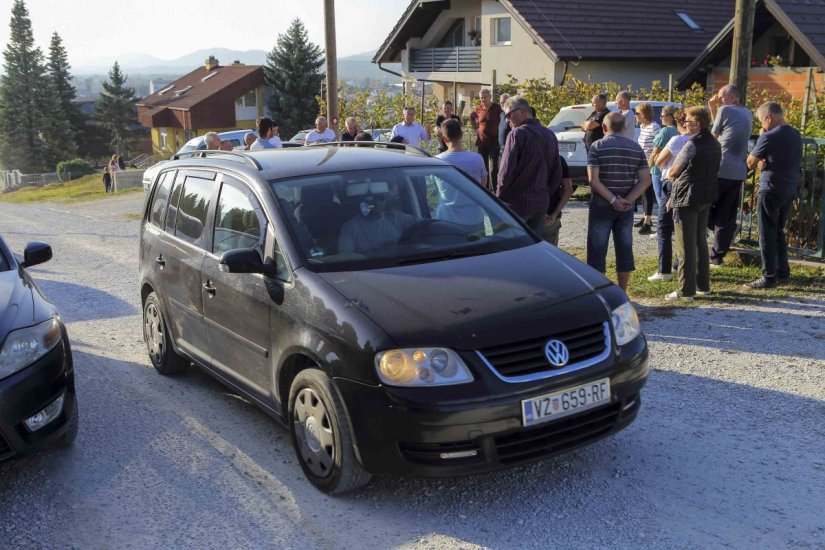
[{"left": 586, "top": 112, "right": 652, "bottom": 292}]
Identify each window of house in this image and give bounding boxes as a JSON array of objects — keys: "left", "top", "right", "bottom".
[
  {"left": 675, "top": 11, "right": 703, "bottom": 32},
  {"left": 235, "top": 90, "right": 258, "bottom": 108},
  {"left": 437, "top": 18, "right": 465, "bottom": 48},
  {"left": 159, "top": 128, "right": 168, "bottom": 151},
  {"left": 492, "top": 17, "right": 511, "bottom": 45}
]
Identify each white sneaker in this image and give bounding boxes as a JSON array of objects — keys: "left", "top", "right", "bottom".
[
  {"left": 695, "top": 289, "right": 712, "bottom": 296},
  {"left": 647, "top": 272, "right": 672, "bottom": 282},
  {"left": 665, "top": 291, "right": 693, "bottom": 301}
]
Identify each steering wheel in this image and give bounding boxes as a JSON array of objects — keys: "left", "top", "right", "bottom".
[{"left": 397, "top": 219, "right": 469, "bottom": 244}]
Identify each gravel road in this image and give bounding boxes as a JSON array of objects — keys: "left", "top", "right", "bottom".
[{"left": 1, "top": 195, "right": 823, "bottom": 549}]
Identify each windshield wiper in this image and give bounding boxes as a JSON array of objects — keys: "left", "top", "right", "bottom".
[{"left": 398, "top": 248, "right": 487, "bottom": 265}]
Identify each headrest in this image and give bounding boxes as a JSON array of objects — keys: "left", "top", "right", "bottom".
[
  {"left": 345, "top": 181, "right": 389, "bottom": 197},
  {"left": 301, "top": 185, "right": 334, "bottom": 203}
]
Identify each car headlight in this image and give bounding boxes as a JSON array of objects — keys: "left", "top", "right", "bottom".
[
  {"left": 611, "top": 302, "right": 641, "bottom": 346},
  {"left": 0, "top": 318, "right": 62, "bottom": 381},
  {"left": 375, "top": 348, "right": 473, "bottom": 387}
]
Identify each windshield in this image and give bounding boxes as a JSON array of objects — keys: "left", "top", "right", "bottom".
[
  {"left": 270, "top": 166, "right": 535, "bottom": 272},
  {"left": 177, "top": 139, "right": 205, "bottom": 154},
  {"left": 548, "top": 107, "right": 591, "bottom": 131}
]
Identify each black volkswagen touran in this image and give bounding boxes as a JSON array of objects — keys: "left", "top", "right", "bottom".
[
  {"left": 0, "top": 235, "right": 77, "bottom": 461},
  {"left": 139, "top": 146, "right": 648, "bottom": 493}
]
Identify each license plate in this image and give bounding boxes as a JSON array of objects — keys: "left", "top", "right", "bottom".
[
  {"left": 559, "top": 142, "right": 576, "bottom": 153},
  {"left": 521, "top": 378, "right": 611, "bottom": 427}
]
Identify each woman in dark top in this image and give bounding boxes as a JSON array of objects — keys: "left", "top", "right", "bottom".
[{"left": 666, "top": 106, "right": 722, "bottom": 301}]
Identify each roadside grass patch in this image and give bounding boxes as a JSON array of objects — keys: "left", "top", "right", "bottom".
[
  {"left": 564, "top": 246, "right": 825, "bottom": 305},
  {"left": 121, "top": 213, "right": 142, "bottom": 220},
  {"left": 0, "top": 173, "right": 142, "bottom": 204}
]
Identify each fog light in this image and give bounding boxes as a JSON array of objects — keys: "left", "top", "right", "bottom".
[
  {"left": 439, "top": 450, "right": 478, "bottom": 459},
  {"left": 24, "top": 393, "right": 65, "bottom": 432}
]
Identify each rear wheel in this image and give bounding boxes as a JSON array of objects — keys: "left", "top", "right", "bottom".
[
  {"left": 288, "top": 369, "right": 371, "bottom": 494},
  {"left": 143, "top": 292, "right": 188, "bottom": 375}
]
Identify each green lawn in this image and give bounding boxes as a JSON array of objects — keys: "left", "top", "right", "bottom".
[
  {"left": 566, "top": 247, "right": 825, "bottom": 305},
  {"left": 0, "top": 173, "right": 142, "bottom": 204}
]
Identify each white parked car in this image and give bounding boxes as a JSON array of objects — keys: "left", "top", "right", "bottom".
[{"left": 549, "top": 101, "right": 681, "bottom": 180}]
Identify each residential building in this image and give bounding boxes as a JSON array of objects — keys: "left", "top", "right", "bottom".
[
  {"left": 677, "top": 0, "right": 825, "bottom": 100},
  {"left": 372, "top": 0, "right": 733, "bottom": 110},
  {"left": 137, "top": 56, "right": 268, "bottom": 156}
]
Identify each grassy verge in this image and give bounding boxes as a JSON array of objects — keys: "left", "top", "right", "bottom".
[
  {"left": 0, "top": 173, "right": 142, "bottom": 204},
  {"left": 565, "top": 247, "right": 825, "bottom": 305}
]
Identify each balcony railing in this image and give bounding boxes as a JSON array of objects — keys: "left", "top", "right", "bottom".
[{"left": 409, "top": 47, "right": 481, "bottom": 73}]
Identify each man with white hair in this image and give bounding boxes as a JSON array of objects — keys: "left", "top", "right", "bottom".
[
  {"left": 390, "top": 107, "right": 430, "bottom": 148},
  {"left": 707, "top": 84, "right": 752, "bottom": 268},
  {"left": 204, "top": 131, "right": 221, "bottom": 150},
  {"left": 341, "top": 117, "right": 360, "bottom": 141},
  {"left": 306, "top": 116, "right": 336, "bottom": 144},
  {"left": 615, "top": 91, "right": 635, "bottom": 140}
]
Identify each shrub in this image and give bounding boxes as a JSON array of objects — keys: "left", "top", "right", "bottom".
[{"left": 56, "top": 158, "right": 95, "bottom": 182}]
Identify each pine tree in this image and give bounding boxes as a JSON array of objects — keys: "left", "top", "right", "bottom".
[
  {"left": 264, "top": 18, "right": 325, "bottom": 139},
  {"left": 0, "top": 0, "right": 62, "bottom": 172},
  {"left": 95, "top": 61, "right": 137, "bottom": 157},
  {"left": 47, "top": 32, "right": 81, "bottom": 148}
]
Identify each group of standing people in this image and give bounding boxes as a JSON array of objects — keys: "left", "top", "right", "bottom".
[
  {"left": 582, "top": 83, "right": 802, "bottom": 300},
  {"left": 102, "top": 154, "right": 125, "bottom": 193}
]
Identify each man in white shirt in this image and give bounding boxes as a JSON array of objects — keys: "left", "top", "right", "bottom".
[
  {"left": 250, "top": 117, "right": 281, "bottom": 150},
  {"left": 390, "top": 107, "right": 430, "bottom": 147},
  {"left": 615, "top": 91, "right": 635, "bottom": 140},
  {"left": 305, "top": 116, "right": 336, "bottom": 144}
]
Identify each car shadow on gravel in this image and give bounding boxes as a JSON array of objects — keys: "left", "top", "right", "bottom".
[{"left": 34, "top": 280, "right": 137, "bottom": 322}]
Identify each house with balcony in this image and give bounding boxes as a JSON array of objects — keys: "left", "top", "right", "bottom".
[
  {"left": 677, "top": 0, "right": 825, "bottom": 100},
  {"left": 373, "top": 0, "right": 733, "bottom": 111},
  {"left": 137, "top": 56, "right": 268, "bottom": 156}
]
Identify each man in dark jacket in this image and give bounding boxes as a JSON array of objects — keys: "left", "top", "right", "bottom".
[
  {"left": 497, "top": 96, "right": 561, "bottom": 233},
  {"left": 744, "top": 101, "right": 802, "bottom": 289}
]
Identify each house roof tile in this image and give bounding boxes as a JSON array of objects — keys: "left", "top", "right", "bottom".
[{"left": 137, "top": 64, "right": 264, "bottom": 112}]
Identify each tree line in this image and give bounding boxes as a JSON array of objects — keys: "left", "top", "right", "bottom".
[{"left": 0, "top": 0, "right": 137, "bottom": 173}]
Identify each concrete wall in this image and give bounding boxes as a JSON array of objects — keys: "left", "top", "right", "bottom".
[{"left": 113, "top": 170, "right": 145, "bottom": 191}]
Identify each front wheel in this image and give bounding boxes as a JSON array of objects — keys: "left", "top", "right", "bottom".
[
  {"left": 143, "top": 292, "right": 188, "bottom": 375},
  {"left": 288, "top": 369, "right": 371, "bottom": 494}
]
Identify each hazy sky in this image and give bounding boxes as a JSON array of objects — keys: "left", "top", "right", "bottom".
[{"left": 0, "top": 0, "right": 409, "bottom": 66}]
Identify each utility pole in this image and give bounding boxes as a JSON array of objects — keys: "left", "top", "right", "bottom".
[
  {"left": 729, "top": 0, "right": 756, "bottom": 97},
  {"left": 323, "top": 0, "right": 339, "bottom": 138}
]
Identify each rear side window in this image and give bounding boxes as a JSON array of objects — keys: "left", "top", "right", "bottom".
[
  {"left": 213, "top": 177, "right": 264, "bottom": 255},
  {"left": 175, "top": 176, "right": 214, "bottom": 243},
  {"left": 165, "top": 172, "right": 186, "bottom": 233},
  {"left": 149, "top": 171, "right": 175, "bottom": 227}
]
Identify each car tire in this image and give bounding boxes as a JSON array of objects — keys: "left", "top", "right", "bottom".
[
  {"left": 143, "top": 292, "right": 188, "bottom": 375},
  {"left": 288, "top": 369, "right": 371, "bottom": 494},
  {"left": 56, "top": 394, "right": 79, "bottom": 447}
]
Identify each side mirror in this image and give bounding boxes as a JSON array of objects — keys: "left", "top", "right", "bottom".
[
  {"left": 21, "top": 241, "right": 52, "bottom": 268},
  {"left": 219, "top": 248, "right": 274, "bottom": 275}
]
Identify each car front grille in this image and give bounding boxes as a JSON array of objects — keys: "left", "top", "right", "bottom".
[
  {"left": 494, "top": 398, "right": 631, "bottom": 465},
  {"left": 478, "top": 322, "right": 609, "bottom": 379}
]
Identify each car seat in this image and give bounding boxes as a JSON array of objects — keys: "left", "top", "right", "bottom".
[{"left": 295, "top": 185, "right": 349, "bottom": 255}]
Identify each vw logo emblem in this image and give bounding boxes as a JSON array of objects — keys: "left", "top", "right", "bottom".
[{"left": 544, "top": 339, "right": 570, "bottom": 367}]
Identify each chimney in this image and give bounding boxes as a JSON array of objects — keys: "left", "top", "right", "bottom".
[
  {"left": 204, "top": 56, "right": 219, "bottom": 71},
  {"left": 232, "top": 60, "right": 243, "bottom": 65}
]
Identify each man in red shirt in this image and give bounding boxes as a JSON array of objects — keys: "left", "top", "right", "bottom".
[{"left": 470, "top": 88, "right": 503, "bottom": 191}]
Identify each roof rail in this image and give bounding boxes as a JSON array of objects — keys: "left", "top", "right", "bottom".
[
  {"left": 305, "top": 141, "right": 433, "bottom": 158},
  {"left": 172, "top": 150, "right": 262, "bottom": 170}
]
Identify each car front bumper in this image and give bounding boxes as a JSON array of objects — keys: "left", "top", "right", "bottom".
[
  {"left": 335, "top": 339, "right": 648, "bottom": 477},
  {"left": 0, "top": 339, "right": 76, "bottom": 462}
]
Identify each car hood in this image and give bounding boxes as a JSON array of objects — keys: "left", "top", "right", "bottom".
[
  {"left": 0, "top": 269, "right": 34, "bottom": 342},
  {"left": 318, "top": 243, "right": 612, "bottom": 350}
]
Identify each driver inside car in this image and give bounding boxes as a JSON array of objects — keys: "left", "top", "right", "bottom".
[{"left": 337, "top": 181, "right": 416, "bottom": 254}]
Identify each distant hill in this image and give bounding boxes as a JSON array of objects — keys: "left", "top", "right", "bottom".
[{"left": 73, "top": 48, "right": 399, "bottom": 83}]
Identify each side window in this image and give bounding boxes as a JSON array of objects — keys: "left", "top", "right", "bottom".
[
  {"left": 213, "top": 177, "right": 264, "bottom": 255},
  {"left": 175, "top": 176, "right": 214, "bottom": 244},
  {"left": 165, "top": 172, "right": 186, "bottom": 233},
  {"left": 149, "top": 171, "right": 174, "bottom": 227}
]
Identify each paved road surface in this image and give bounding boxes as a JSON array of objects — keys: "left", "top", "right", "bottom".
[{"left": 1, "top": 196, "right": 823, "bottom": 549}]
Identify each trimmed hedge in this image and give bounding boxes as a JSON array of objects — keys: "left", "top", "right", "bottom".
[{"left": 56, "top": 158, "right": 95, "bottom": 182}]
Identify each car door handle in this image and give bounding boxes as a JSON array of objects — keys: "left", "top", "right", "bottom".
[
  {"left": 202, "top": 281, "right": 216, "bottom": 297},
  {"left": 155, "top": 255, "right": 166, "bottom": 267}
]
